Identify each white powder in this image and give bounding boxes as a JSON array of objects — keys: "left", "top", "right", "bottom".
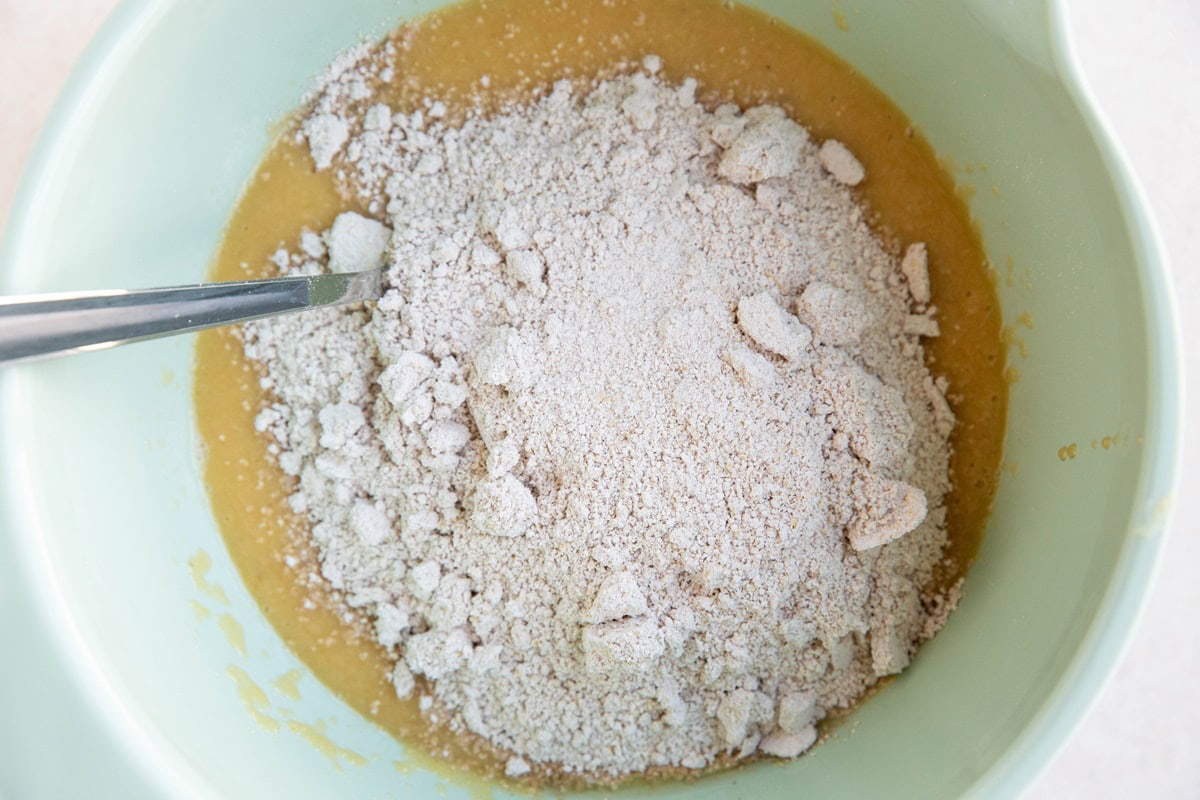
[
  {"left": 818, "top": 139, "right": 866, "bottom": 187},
  {"left": 901, "top": 242, "right": 932, "bottom": 305},
  {"left": 325, "top": 211, "right": 389, "bottom": 274},
  {"left": 244, "top": 56, "right": 959, "bottom": 779}
]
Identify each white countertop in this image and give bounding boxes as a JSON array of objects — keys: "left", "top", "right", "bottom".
[{"left": 1, "top": 1, "right": 1195, "bottom": 796}]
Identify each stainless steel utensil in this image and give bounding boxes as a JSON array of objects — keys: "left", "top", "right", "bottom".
[{"left": 0, "top": 268, "right": 384, "bottom": 366}]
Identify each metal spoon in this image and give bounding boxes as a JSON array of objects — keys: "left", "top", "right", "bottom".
[{"left": 0, "top": 268, "right": 384, "bottom": 366}]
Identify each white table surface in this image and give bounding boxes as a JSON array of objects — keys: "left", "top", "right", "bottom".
[{"left": 1, "top": 1, "right": 1195, "bottom": 797}]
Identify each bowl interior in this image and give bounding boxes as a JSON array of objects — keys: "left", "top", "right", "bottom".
[{"left": 0, "top": 0, "right": 1178, "bottom": 798}]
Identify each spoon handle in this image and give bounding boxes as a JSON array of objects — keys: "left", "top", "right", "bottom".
[{"left": 0, "top": 269, "right": 383, "bottom": 367}]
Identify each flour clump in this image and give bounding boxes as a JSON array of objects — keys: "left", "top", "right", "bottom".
[{"left": 245, "top": 56, "right": 959, "bottom": 779}]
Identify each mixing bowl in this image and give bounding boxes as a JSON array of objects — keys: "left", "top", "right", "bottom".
[{"left": 0, "top": 0, "right": 1182, "bottom": 797}]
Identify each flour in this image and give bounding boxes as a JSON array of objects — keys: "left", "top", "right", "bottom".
[
  {"left": 901, "top": 242, "right": 932, "bottom": 305},
  {"left": 325, "top": 211, "right": 389, "bottom": 273},
  {"left": 818, "top": 139, "right": 866, "bottom": 187},
  {"left": 243, "top": 54, "right": 960, "bottom": 779}
]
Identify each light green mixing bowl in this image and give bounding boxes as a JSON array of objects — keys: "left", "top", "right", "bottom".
[{"left": 0, "top": 0, "right": 1182, "bottom": 797}]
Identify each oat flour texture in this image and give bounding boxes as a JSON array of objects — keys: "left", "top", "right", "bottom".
[{"left": 245, "top": 55, "right": 958, "bottom": 777}]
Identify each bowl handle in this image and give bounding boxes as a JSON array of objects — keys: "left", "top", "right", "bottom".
[{"left": 960, "top": 0, "right": 1060, "bottom": 74}]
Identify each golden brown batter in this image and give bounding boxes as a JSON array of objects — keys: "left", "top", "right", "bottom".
[{"left": 194, "top": 0, "right": 1006, "bottom": 786}]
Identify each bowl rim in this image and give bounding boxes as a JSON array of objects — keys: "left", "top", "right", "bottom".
[
  {"left": 0, "top": 0, "right": 1184, "bottom": 797},
  {"left": 0, "top": 0, "right": 222, "bottom": 795},
  {"left": 963, "top": 1, "right": 1185, "bottom": 795}
]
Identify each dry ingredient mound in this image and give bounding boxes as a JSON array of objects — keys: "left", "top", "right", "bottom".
[{"left": 245, "top": 54, "right": 958, "bottom": 778}]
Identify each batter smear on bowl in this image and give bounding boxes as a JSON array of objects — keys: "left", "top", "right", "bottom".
[{"left": 194, "top": 0, "right": 1007, "bottom": 787}]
